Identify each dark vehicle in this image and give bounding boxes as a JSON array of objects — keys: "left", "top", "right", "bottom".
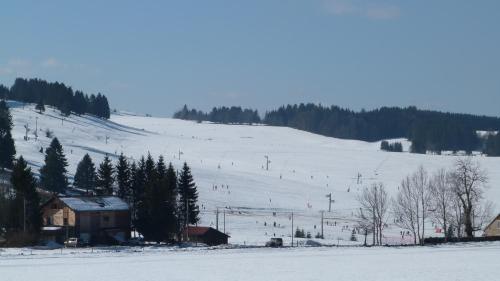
[{"left": 265, "top": 238, "right": 283, "bottom": 247}]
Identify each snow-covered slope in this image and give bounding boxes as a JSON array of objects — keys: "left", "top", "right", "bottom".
[{"left": 9, "top": 102, "right": 500, "bottom": 245}]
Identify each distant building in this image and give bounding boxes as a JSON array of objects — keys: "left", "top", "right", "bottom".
[
  {"left": 183, "top": 226, "right": 229, "bottom": 246},
  {"left": 484, "top": 214, "right": 500, "bottom": 237},
  {"left": 41, "top": 196, "right": 130, "bottom": 244}
]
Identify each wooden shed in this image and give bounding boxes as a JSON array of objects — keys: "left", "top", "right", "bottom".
[
  {"left": 183, "top": 226, "right": 229, "bottom": 246},
  {"left": 41, "top": 196, "right": 130, "bottom": 244},
  {"left": 484, "top": 214, "right": 500, "bottom": 237}
]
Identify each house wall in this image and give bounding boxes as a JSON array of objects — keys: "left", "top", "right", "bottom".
[
  {"left": 41, "top": 197, "right": 131, "bottom": 244},
  {"left": 76, "top": 210, "right": 130, "bottom": 242},
  {"left": 484, "top": 217, "right": 500, "bottom": 237},
  {"left": 188, "top": 230, "right": 228, "bottom": 246},
  {"left": 41, "top": 199, "right": 76, "bottom": 226}
]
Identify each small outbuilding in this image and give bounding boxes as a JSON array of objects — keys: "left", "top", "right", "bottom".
[
  {"left": 484, "top": 214, "right": 500, "bottom": 237},
  {"left": 183, "top": 226, "right": 229, "bottom": 246},
  {"left": 41, "top": 196, "right": 130, "bottom": 244}
]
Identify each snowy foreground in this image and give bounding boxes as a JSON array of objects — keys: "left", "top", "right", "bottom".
[
  {"left": 2, "top": 243, "right": 500, "bottom": 281},
  {"left": 9, "top": 102, "right": 500, "bottom": 245}
]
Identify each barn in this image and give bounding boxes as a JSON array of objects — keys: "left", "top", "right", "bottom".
[
  {"left": 41, "top": 196, "right": 130, "bottom": 245},
  {"left": 183, "top": 226, "right": 229, "bottom": 246}
]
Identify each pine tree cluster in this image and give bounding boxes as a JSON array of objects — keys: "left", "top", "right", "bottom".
[
  {"left": 0, "top": 156, "right": 42, "bottom": 246},
  {"left": 73, "top": 152, "right": 200, "bottom": 242},
  {"left": 173, "top": 105, "right": 261, "bottom": 124},
  {"left": 1, "top": 78, "right": 110, "bottom": 118},
  {"left": 0, "top": 100, "right": 16, "bottom": 169},
  {"left": 0, "top": 99, "right": 41, "bottom": 245},
  {"left": 380, "top": 141, "right": 403, "bottom": 152}
]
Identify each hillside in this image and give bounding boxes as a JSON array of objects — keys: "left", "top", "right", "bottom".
[{"left": 9, "top": 101, "right": 500, "bottom": 245}]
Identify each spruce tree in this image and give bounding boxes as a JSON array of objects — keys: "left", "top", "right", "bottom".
[
  {"left": 10, "top": 156, "right": 42, "bottom": 235},
  {"left": 0, "top": 100, "right": 15, "bottom": 170},
  {"left": 130, "top": 159, "right": 144, "bottom": 226},
  {"left": 40, "top": 138, "right": 68, "bottom": 194},
  {"left": 164, "top": 162, "right": 179, "bottom": 236},
  {"left": 116, "top": 153, "right": 131, "bottom": 201},
  {"left": 154, "top": 157, "right": 177, "bottom": 241},
  {"left": 178, "top": 162, "right": 199, "bottom": 226},
  {"left": 97, "top": 155, "right": 114, "bottom": 195},
  {"left": 74, "top": 153, "right": 97, "bottom": 194},
  {"left": 135, "top": 154, "right": 157, "bottom": 240}
]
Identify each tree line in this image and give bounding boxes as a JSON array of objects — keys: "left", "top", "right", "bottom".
[
  {"left": 264, "top": 104, "right": 500, "bottom": 154},
  {"left": 1, "top": 78, "right": 110, "bottom": 119},
  {"left": 356, "top": 158, "right": 492, "bottom": 246},
  {"left": 173, "top": 105, "right": 261, "bottom": 124},
  {"left": 174, "top": 103, "right": 500, "bottom": 155}
]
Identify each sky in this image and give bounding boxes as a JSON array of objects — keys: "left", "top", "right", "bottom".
[{"left": 0, "top": 0, "right": 499, "bottom": 117}]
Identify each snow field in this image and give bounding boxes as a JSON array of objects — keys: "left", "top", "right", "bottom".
[
  {"left": 9, "top": 102, "right": 500, "bottom": 245},
  {"left": 1, "top": 242, "right": 500, "bottom": 281}
]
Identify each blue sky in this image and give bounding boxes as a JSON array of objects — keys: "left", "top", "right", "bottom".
[{"left": 0, "top": 0, "right": 499, "bottom": 116}]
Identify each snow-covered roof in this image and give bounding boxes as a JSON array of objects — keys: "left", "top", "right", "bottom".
[{"left": 59, "top": 196, "right": 129, "bottom": 212}]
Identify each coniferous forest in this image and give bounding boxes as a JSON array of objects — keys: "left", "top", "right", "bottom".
[
  {"left": 174, "top": 103, "right": 500, "bottom": 155},
  {"left": 173, "top": 105, "right": 261, "bottom": 124},
  {"left": 0, "top": 78, "right": 110, "bottom": 119}
]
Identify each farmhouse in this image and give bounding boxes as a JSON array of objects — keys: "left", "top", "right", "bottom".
[
  {"left": 183, "top": 226, "right": 229, "bottom": 246},
  {"left": 484, "top": 214, "right": 500, "bottom": 237},
  {"left": 41, "top": 196, "right": 130, "bottom": 244}
]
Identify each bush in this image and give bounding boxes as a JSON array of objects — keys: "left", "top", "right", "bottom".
[{"left": 45, "top": 129, "right": 54, "bottom": 138}]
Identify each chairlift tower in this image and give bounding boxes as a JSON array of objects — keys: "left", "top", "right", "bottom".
[
  {"left": 264, "top": 155, "right": 271, "bottom": 171},
  {"left": 326, "top": 193, "right": 334, "bottom": 212}
]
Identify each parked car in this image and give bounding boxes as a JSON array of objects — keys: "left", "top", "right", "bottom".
[
  {"left": 64, "top": 237, "right": 80, "bottom": 247},
  {"left": 265, "top": 238, "right": 283, "bottom": 247}
]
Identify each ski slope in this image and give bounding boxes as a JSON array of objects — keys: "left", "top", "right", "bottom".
[{"left": 9, "top": 102, "right": 500, "bottom": 245}]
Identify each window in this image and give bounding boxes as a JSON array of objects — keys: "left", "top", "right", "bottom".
[
  {"left": 497, "top": 221, "right": 500, "bottom": 229},
  {"left": 63, "top": 218, "right": 68, "bottom": 225}
]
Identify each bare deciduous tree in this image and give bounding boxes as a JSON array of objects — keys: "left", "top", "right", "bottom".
[
  {"left": 473, "top": 200, "right": 494, "bottom": 234},
  {"left": 355, "top": 208, "right": 373, "bottom": 246},
  {"left": 392, "top": 176, "right": 419, "bottom": 244},
  {"left": 429, "top": 168, "right": 454, "bottom": 242},
  {"left": 449, "top": 195, "right": 464, "bottom": 238},
  {"left": 449, "top": 158, "right": 488, "bottom": 238},
  {"left": 412, "top": 165, "right": 431, "bottom": 245},
  {"left": 357, "top": 183, "right": 388, "bottom": 245}
]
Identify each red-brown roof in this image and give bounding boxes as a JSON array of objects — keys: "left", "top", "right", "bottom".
[
  {"left": 185, "top": 226, "right": 211, "bottom": 236},
  {"left": 183, "top": 226, "right": 229, "bottom": 237}
]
